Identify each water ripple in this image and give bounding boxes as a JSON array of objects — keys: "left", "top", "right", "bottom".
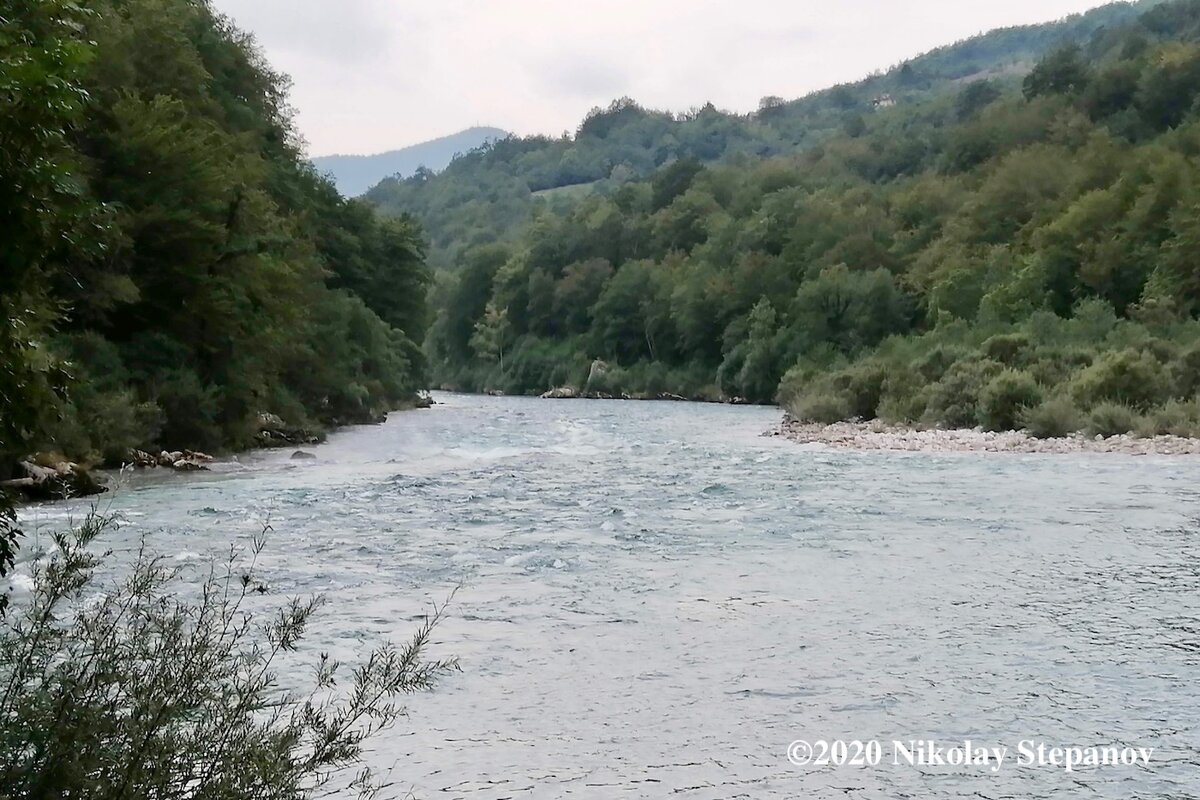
[{"left": 18, "top": 393, "right": 1200, "bottom": 798}]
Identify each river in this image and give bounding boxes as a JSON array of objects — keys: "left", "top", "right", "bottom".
[{"left": 15, "top": 393, "right": 1200, "bottom": 798}]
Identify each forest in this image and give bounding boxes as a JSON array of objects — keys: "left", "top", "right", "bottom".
[
  {"left": 367, "top": 0, "right": 1154, "bottom": 270},
  {"left": 1, "top": 0, "right": 431, "bottom": 479},
  {"left": 6, "top": 1, "right": 1200, "bottom": 795},
  {"left": 379, "top": 0, "right": 1200, "bottom": 440}
]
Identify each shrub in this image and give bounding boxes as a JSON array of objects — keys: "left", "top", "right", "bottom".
[
  {"left": 981, "top": 332, "right": 1030, "bottom": 365},
  {"left": 584, "top": 362, "right": 629, "bottom": 396},
  {"left": 914, "top": 345, "right": 969, "bottom": 382},
  {"left": 831, "top": 361, "right": 890, "bottom": 419},
  {"left": 924, "top": 357, "right": 1002, "bottom": 428},
  {"left": 876, "top": 367, "right": 929, "bottom": 424},
  {"left": 978, "top": 369, "right": 1042, "bottom": 431},
  {"left": 1020, "top": 395, "right": 1083, "bottom": 438},
  {"left": 789, "top": 391, "right": 852, "bottom": 424},
  {"left": 1086, "top": 401, "right": 1140, "bottom": 437},
  {"left": 1171, "top": 343, "right": 1200, "bottom": 397},
  {"left": 1071, "top": 348, "right": 1169, "bottom": 410},
  {"left": 0, "top": 515, "right": 455, "bottom": 798},
  {"left": 1143, "top": 398, "right": 1200, "bottom": 438},
  {"left": 1025, "top": 345, "right": 1094, "bottom": 387}
]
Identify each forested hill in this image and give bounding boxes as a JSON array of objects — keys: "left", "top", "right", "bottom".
[
  {"left": 366, "top": 1, "right": 1159, "bottom": 270},
  {"left": 0, "top": 0, "right": 430, "bottom": 478},
  {"left": 419, "top": 0, "right": 1200, "bottom": 441},
  {"left": 313, "top": 126, "right": 508, "bottom": 197}
]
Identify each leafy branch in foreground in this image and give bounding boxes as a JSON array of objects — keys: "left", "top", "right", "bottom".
[{"left": 0, "top": 514, "right": 457, "bottom": 799}]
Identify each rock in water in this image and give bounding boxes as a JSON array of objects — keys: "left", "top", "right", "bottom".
[
  {"left": 257, "top": 411, "right": 286, "bottom": 430},
  {"left": 1, "top": 460, "right": 106, "bottom": 501},
  {"left": 255, "top": 410, "right": 321, "bottom": 447},
  {"left": 540, "top": 386, "right": 578, "bottom": 399},
  {"left": 126, "top": 448, "right": 158, "bottom": 468},
  {"left": 291, "top": 450, "right": 317, "bottom": 460},
  {"left": 158, "top": 450, "right": 183, "bottom": 467}
]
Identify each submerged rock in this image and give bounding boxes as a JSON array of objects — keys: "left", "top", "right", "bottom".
[{"left": 291, "top": 450, "right": 317, "bottom": 460}]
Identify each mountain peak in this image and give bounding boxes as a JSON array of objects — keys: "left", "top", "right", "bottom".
[{"left": 312, "top": 127, "right": 508, "bottom": 197}]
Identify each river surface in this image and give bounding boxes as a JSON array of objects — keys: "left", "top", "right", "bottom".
[{"left": 15, "top": 393, "right": 1200, "bottom": 798}]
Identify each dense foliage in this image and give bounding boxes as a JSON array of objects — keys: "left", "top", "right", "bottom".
[
  {"left": 0, "top": 0, "right": 97, "bottom": 588},
  {"left": 404, "top": 0, "right": 1200, "bottom": 439},
  {"left": 0, "top": 0, "right": 431, "bottom": 480},
  {"left": 368, "top": 1, "right": 1153, "bottom": 270}
]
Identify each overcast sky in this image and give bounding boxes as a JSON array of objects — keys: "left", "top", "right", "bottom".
[{"left": 211, "top": 0, "right": 1110, "bottom": 157}]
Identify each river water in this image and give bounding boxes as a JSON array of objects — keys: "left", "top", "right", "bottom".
[{"left": 15, "top": 393, "right": 1200, "bottom": 798}]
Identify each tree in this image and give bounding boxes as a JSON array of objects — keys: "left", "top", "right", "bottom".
[
  {"left": 0, "top": 0, "right": 96, "bottom": 597},
  {"left": 1023, "top": 44, "right": 1091, "bottom": 99},
  {"left": 956, "top": 80, "right": 1002, "bottom": 121},
  {"left": 553, "top": 259, "right": 613, "bottom": 333},
  {"left": 791, "top": 266, "right": 911, "bottom": 353},
  {"left": 470, "top": 301, "right": 510, "bottom": 368}
]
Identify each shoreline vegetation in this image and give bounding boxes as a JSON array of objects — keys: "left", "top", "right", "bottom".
[
  {"left": 1, "top": 0, "right": 431, "bottom": 509},
  {"left": 0, "top": 513, "right": 454, "bottom": 797},
  {"left": 387, "top": 1, "right": 1200, "bottom": 446}
]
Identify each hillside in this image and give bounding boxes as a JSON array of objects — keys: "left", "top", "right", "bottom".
[
  {"left": 421, "top": 0, "right": 1200, "bottom": 441},
  {"left": 313, "top": 126, "right": 507, "bottom": 197},
  {"left": 0, "top": 0, "right": 431, "bottom": 481},
  {"left": 366, "top": 1, "right": 1160, "bottom": 270}
]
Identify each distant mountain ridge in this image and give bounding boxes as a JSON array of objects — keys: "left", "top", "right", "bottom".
[
  {"left": 312, "top": 126, "right": 507, "bottom": 197},
  {"left": 366, "top": 1, "right": 1162, "bottom": 269}
]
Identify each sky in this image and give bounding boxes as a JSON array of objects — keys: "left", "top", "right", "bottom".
[{"left": 211, "top": 0, "right": 1112, "bottom": 158}]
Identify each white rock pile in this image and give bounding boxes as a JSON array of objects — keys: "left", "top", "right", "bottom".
[{"left": 773, "top": 417, "right": 1200, "bottom": 455}]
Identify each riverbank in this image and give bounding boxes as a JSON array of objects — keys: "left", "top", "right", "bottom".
[
  {"left": 773, "top": 415, "right": 1200, "bottom": 455},
  {"left": 537, "top": 386, "right": 750, "bottom": 403},
  {"left": 3, "top": 396, "right": 436, "bottom": 504}
]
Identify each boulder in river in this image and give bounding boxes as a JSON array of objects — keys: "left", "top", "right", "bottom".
[
  {"left": 255, "top": 410, "right": 321, "bottom": 447},
  {"left": 1, "top": 460, "right": 106, "bottom": 501},
  {"left": 126, "top": 448, "right": 159, "bottom": 468},
  {"left": 154, "top": 449, "right": 211, "bottom": 471},
  {"left": 291, "top": 450, "right": 317, "bottom": 460}
]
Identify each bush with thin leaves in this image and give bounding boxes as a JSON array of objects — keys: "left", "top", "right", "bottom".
[
  {"left": 1020, "top": 395, "right": 1083, "bottom": 438},
  {"left": 0, "top": 514, "right": 456, "bottom": 799},
  {"left": 1141, "top": 398, "right": 1200, "bottom": 438},
  {"left": 789, "top": 390, "right": 851, "bottom": 424},
  {"left": 978, "top": 369, "right": 1042, "bottom": 431},
  {"left": 1086, "top": 401, "right": 1141, "bottom": 438}
]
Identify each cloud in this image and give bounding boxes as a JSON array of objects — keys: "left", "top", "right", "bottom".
[
  {"left": 531, "top": 54, "right": 632, "bottom": 100},
  {"left": 210, "top": 0, "right": 1112, "bottom": 156},
  {"left": 215, "top": 0, "right": 398, "bottom": 63}
]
